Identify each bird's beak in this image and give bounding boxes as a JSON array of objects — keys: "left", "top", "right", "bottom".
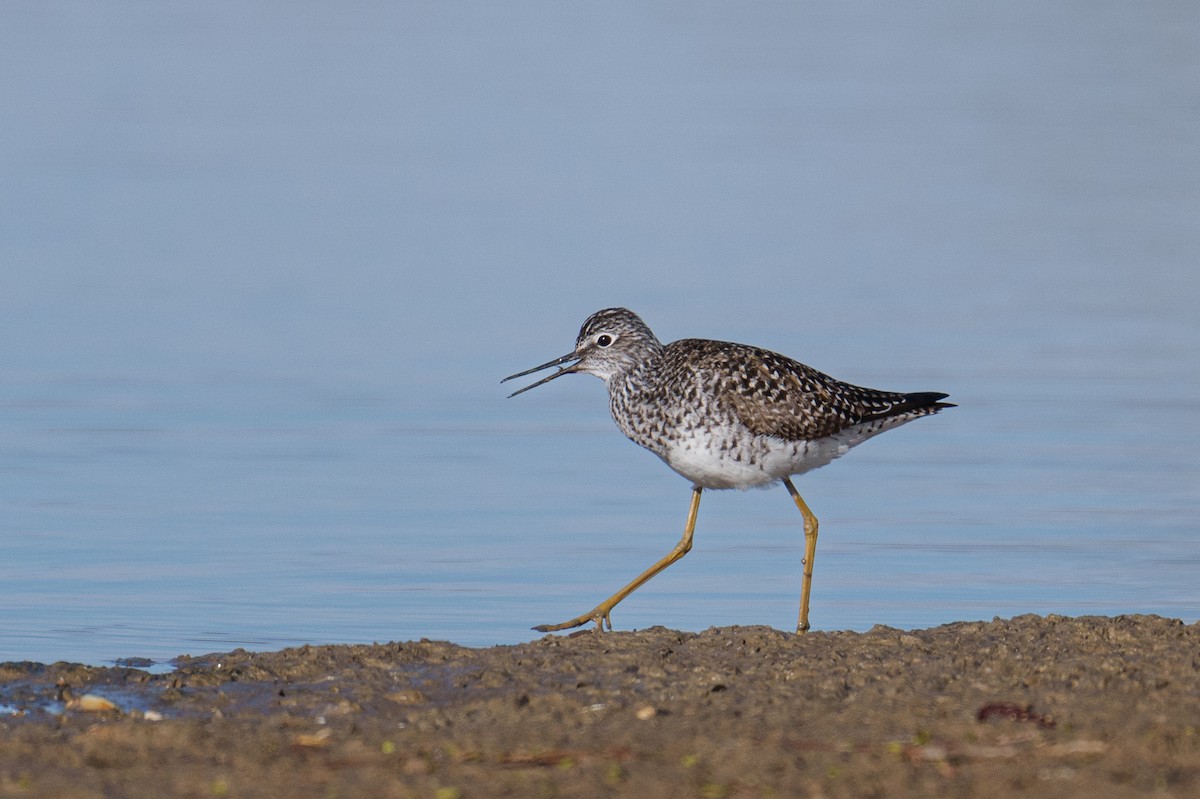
[{"left": 502, "top": 351, "right": 581, "bottom": 398}]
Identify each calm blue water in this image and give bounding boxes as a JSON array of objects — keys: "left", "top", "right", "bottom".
[{"left": 2, "top": 2, "right": 1198, "bottom": 664}]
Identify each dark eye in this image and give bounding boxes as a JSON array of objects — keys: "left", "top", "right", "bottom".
[{"left": 596, "top": 334, "right": 613, "bottom": 347}]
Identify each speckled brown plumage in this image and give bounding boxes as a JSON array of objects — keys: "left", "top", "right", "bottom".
[
  {"left": 503, "top": 307, "right": 953, "bottom": 633},
  {"left": 559, "top": 309, "right": 952, "bottom": 490}
]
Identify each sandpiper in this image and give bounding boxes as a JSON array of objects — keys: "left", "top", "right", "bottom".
[{"left": 504, "top": 307, "right": 952, "bottom": 633}]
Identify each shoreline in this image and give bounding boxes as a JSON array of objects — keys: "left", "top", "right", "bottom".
[{"left": 2, "top": 614, "right": 1198, "bottom": 798}]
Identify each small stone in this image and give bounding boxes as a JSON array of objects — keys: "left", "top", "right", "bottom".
[
  {"left": 66, "top": 694, "right": 119, "bottom": 713},
  {"left": 386, "top": 689, "right": 428, "bottom": 705}
]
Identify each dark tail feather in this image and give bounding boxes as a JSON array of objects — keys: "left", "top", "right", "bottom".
[{"left": 900, "top": 391, "right": 955, "bottom": 413}]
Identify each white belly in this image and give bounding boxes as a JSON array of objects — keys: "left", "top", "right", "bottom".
[{"left": 655, "top": 420, "right": 901, "bottom": 490}]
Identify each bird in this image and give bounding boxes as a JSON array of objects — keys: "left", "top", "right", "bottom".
[{"left": 502, "top": 307, "right": 952, "bottom": 634}]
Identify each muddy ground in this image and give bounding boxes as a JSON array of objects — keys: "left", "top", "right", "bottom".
[{"left": 1, "top": 614, "right": 1198, "bottom": 798}]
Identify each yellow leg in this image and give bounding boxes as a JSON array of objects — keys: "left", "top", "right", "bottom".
[
  {"left": 534, "top": 486, "right": 703, "bottom": 633},
  {"left": 783, "top": 477, "right": 819, "bottom": 634}
]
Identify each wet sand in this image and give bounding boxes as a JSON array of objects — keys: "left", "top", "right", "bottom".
[{"left": 2, "top": 614, "right": 1198, "bottom": 798}]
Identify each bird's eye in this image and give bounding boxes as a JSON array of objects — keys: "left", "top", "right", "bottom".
[{"left": 596, "top": 334, "right": 614, "bottom": 347}]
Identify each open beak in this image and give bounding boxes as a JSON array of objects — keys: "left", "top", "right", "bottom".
[{"left": 501, "top": 351, "right": 581, "bottom": 398}]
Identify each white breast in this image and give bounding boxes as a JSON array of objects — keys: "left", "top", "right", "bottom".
[{"left": 656, "top": 418, "right": 906, "bottom": 490}]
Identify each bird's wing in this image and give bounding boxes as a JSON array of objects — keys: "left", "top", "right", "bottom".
[{"left": 697, "top": 343, "right": 921, "bottom": 442}]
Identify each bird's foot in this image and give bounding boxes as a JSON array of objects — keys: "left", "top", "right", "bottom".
[{"left": 533, "top": 606, "right": 613, "bottom": 633}]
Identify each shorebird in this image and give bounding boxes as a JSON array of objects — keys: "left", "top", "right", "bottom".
[{"left": 503, "top": 308, "right": 952, "bottom": 633}]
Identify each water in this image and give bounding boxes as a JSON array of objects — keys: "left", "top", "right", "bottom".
[{"left": 2, "top": 2, "right": 1197, "bottom": 665}]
